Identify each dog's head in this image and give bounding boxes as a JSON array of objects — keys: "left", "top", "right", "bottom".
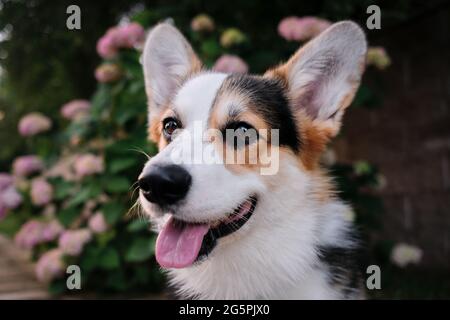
[{"left": 138, "top": 21, "right": 367, "bottom": 269}]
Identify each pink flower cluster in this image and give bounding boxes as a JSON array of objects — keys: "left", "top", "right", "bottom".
[
  {"left": 278, "top": 16, "right": 331, "bottom": 41},
  {"left": 73, "top": 154, "right": 104, "bottom": 177},
  {"left": 31, "top": 178, "right": 53, "bottom": 206},
  {"left": 15, "top": 219, "right": 63, "bottom": 249},
  {"left": 35, "top": 249, "right": 66, "bottom": 283},
  {"left": 0, "top": 173, "right": 22, "bottom": 220},
  {"left": 95, "top": 63, "right": 122, "bottom": 83},
  {"left": 96, "top": 22, "right": 145, "bottom": 59},
  {"left": 0, "top": 173, "right": 13, "bottom": 190},
  {"left": 12, "top": 155, "right": 43, "bottom": 176},
  {"left": 58, "top": 229, "right": 92, "bottom": 256},
  {"left": 46, "top": 155, "right": 78, "bottom": 182},
  {"left": 18, "top": 112, "right": 52, "bottom": 137},
  {"left": 213, "top": 55, "right": 249, "bottom": 74},
  {"left": 60, "top": 99, "right": 91, "bottom": 120},
  {"left": 88, "top": 211, "right": 108, "bottom": 234}
]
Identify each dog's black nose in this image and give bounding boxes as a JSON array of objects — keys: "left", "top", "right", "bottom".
[{"left": 138, "top": 165, "right": 191, "bottom": 206}]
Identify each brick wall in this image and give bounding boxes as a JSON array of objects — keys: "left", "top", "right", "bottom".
[{"left": 334, "top": 8, "right": 450, "bottom": 268}]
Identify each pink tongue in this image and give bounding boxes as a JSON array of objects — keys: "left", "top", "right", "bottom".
[{"left": 155, "top": 217, "right": 209, "bottom": 269}]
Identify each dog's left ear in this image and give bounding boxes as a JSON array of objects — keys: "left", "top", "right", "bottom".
[
  {"left": 267, "top": 21, "right": 367, "bottom": 137},
  {"left": 142, "top": 23, "right": 201, "bottom": 132}
]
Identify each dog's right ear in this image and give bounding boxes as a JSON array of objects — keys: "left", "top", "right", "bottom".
[{"left": 142, "top": 23, "right": 201, "bottom": 134}]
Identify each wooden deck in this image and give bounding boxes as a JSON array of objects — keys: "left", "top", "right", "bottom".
[{"left": 0, "top": 235, "right": 49, "bottom": 299}]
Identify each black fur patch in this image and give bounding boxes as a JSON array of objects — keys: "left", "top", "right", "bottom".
[
  {"left": 216, "top": 74, "right": 301, "bottom": 153},
  {"left": 318, "top": 245, "right": 363, "bottom": 297}
]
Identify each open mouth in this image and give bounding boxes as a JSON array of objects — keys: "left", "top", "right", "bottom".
[{"left": 155, "top": 196, "right": 257, "bottom": 269}]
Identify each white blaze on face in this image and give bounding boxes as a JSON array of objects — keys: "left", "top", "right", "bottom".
[{"left": 173, "top": 73, "right": 227, "bottom": 129}]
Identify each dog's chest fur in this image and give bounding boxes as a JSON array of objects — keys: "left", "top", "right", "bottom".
[{"left": 165, "top": 163, "right": 364, "bottom": 300}]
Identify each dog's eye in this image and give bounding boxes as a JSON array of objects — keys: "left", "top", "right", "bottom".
[
  {"left": 163, "top": 118, "right": 180, "bottom": 139},
  {"left": 225, "top": 121, "right": 258, "bottom": 148},
  {"left": 227, "top": 121, "right": 253, "bottom": 133}
]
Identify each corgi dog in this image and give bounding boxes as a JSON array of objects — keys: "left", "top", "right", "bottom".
[{"left": 138, "top": 21, "right": 368, "bottom": 299}]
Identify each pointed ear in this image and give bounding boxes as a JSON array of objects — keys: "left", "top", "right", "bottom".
[
  {"left": 267, "top": 21, "right": 367, "bottom": 136},
  {"left": 142, "top": 23, "right": 201, "bottom": 123}
]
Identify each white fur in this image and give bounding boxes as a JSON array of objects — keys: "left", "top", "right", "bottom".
[
  {"left": 173, "top": 73, "right": 227, "bottom": 127},
  {"left": 165, "top": 159, "right": 356, "bottom": 299},
  {"left": 142, "top": 23, "right": 200, "bottom": 124},
  {"left": 287, "top": 21, "right": 366, "bottom": 131}
]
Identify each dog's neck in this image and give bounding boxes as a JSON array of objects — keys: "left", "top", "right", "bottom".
[{"left": 166, "top": 162, "right": 360, "bottom": 299}]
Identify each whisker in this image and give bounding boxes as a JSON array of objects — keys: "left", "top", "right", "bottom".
[
  {"left": 129, "top": 180, "right": 139, "bottom": 192},
  {"left": 127, "top": 147, "right": 152, "bottom": 160}
]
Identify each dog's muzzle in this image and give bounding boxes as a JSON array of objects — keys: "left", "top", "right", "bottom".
[{"left": 138, "top": 164, "right": 191, "bottom": 207}]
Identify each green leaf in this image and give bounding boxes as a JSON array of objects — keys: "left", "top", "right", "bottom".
[
  {"left": 106, "top": 270, "right": 127, "bottom": 291},
  {"left": 104, "top": 176, "right": 130, "bottom": 193},
  {"left": 91, "top": 84, "right": 112, "bottom": 118},
  {"left": 66, "top": 183, "right": 101, "bottom": 208},
  {"left": 102, "top": 202, "right": 125, "bottom": 224},
  {"left": 201, "top": 39, "right": 221, "bottom": 58},
  {"left": 58, "top": 207, "right": 79, "bottom": 228},
  {"left": 108, "top": 157, "right": 137, "bottom": 174},
  {"left": 53, "top": 180, "right": 75, "bottom": 200},
  {"left": 125, "top": 236, "right": 155, "bottom": 262},
  {"left": 48, "top": 280, "right": 66, "bottom": 295},
  {"left": 126, "top": 219, "right": 149, "bottom": 232},
  {"left": 79, "top": 245, "right": 102, "bottom": 272},
  {"left": 98, "top": 247, "right": 120, "bottom": 270},
  {"left": 96, "top": 229, "right": 116, "bottom": 247}
]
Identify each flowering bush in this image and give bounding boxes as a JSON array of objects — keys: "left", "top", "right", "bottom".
[
  {"left": 1, "top": 18, "right": 164, "bottom": 294},
  {"left": 0, "top": 10, "right": 399, "bottom": 296}
]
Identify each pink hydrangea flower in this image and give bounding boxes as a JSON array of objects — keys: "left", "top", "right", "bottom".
[
  {"left": 73, "top": 154, "right": 104, "bottom": 178},
  {"left": 30, "top": 178, "right": 53, "bottom": 206},
  {"left": 213, "top": 55, "right": 249, "bottom": 74},
  {"left": 0, "top": 173, "right": 13, "bottom": 190},
  {"left": 96, "top": 22, "right": 145, "bottom": 59},
  {"left": 94, "top": 63, "right": 122, "bottom": 83},
  {"left": 41, "top": 220, "right": 64, "bottom": 242},
  {"left": 35, "top": 249, "right": 66, "bottom": 283},
  {"left": 15, "top": 219, "right": 63, "bottom": 249},
  {"left": 46, "top": 155, "right": 78, "bottom": 182},
  {"left": 278, "top": 16, "right": 331, "bottom": 41},
  {"left": 0, "top": 185, "right": 22, "bottom": 209},
  {"left": 88, "top": 211, "right": 108, "bottom": 234},
  {"left": 58, "top": 229, "right": 92, "bottom": 256},
  {"left": 13, "top": 155, "right": 43, "bottom": 176},
  {"left": 96, "top": 32, "right": 118, "bottom": 59},
  {"left": 114, "top": 22, "right": 145, "bottom": 48},
  {"left": 60, "top": 99, "right": 91, "bottom": 120},
  {"left": 18, "top": 112, "right": 52, "bottom": 136},
  {"left": 14, "top": 220, "right": 45, "bottom": 249}
]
